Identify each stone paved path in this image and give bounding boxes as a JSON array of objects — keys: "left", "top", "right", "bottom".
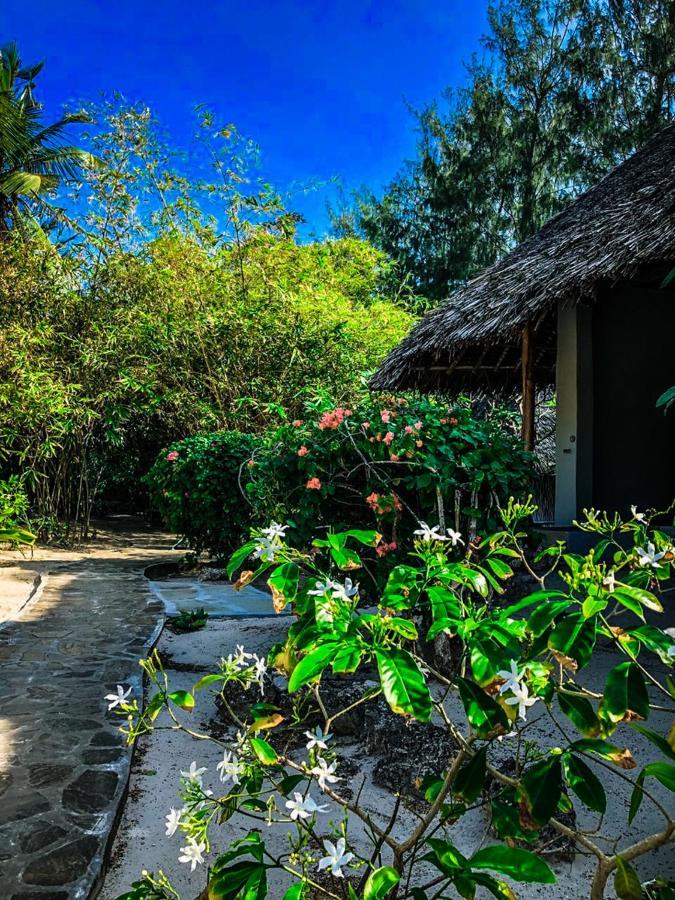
[{"left": 0, "top": 524, "right": 175, "bottom": 900}]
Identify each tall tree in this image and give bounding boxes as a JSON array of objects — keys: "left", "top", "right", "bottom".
[
  {"left": 341, "top": 0, "right": 675, "bottom": 303},
  {"left": 0, "top": 42, "right": 91, "bottom": 236}
]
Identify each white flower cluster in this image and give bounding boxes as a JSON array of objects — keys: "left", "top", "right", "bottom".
[
  {"left": 308, "top": 577, "right": 359, "bottom": 602},
  {"left": 104, "top": 684, "right": 132, "bottom": 710},
  {"left": 497, "top": 660, "right": 538, "bottom": 721},
  {"left": 222, "top": 644, "right": 268, "bottom": 695},
  {"left": 414, "top": 522, "right": 464, "bottom": 546},
  {"left": 252, "top": 522, "right": 289, "bottom": 564}
]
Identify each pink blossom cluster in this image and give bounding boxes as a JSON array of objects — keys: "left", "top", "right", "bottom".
[{"left": 318, "top": 407, "right": 353, "bottom": 430}]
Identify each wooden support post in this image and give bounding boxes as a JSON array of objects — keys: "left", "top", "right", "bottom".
[{"left": 521, "top": 321, "right": 535, "bottom": 451}]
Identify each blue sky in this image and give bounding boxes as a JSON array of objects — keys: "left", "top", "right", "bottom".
[{"left": 2, "top": 1, "right": 487, "bottom": 236}]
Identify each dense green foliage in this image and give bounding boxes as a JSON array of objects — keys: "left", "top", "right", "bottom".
[
  {"left": 0, "top": 98, "right": 413, "bottom": 533},
  {"left": 146, "top": 432, "right": 261, "bottom": 557},
  {"left": 146, "top": 393, "right": 532, "bottom": 569},
  {"left": 335, "top": 0, "right": 675, "bottom": 301},
  {"left": 114, "top": 501, "right": 675, "bottom": 899}
]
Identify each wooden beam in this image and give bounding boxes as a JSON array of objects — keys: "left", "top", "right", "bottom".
[{"left": 521, "top": 321, "right": 536, "bottom": 451}]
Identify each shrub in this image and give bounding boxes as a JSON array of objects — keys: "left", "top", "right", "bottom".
[
  {"left": 246, "top": 393, "right": 533, "bottom": 584},
  {"left": 145, "top": 431, "right": 260, "bottom": 557},
  {"left": 113, "top": 500, "right": 675, "bottom": 900}
]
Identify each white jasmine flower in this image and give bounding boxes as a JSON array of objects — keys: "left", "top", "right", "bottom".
[
  {"left": 414, "top": 521, "right": 448, "bottom": 542},
  {"left": 446, "top": 528, "right": 464, "bottom": 546},
  {"left": 165, "top": 807, "right": 182, "bottom": 837},
  {"left": 497, "top": 659, "right": 523, "bottom": 696},
  {"left": 505, "top": 683, "right": 538, "bottom": 721},
  {"left": 180, "top": 761, "right": 207, "bottom": 785},
  {"left": 331, "top": 578, "right": 359, "bottom": 602},
  {"left": 318, "top": 837, "right": 354, "bottom": 878},
  {"left": 253, "top": 655, "right": 267, "bottom": 694},
  {"left": 305, "top": 726, "right": 331, "bottom": 751},
  {"left": 232, "top": 644, "right": 253, "bottom": 667},
  {"left": 603, "top": 570, "right": 617, "bottom": 593},
  {"left": 179, "top": 838, "right": 206, "bottom": 871},
  {"left": 261, "top": 522, "right": 289, "bottom": 542},
  {"left": 216, "top": 750, "right": 244, "bottom": 785},
  {"left": 252, "top": 536, "right": 277, "bottom": 562},
  {"left": 631, "top": 505, "right": 646, "bottom": 522},
  {"left": 105, "top": 684, "right": 132, "bottom": 710},
  {"left": 285, "top": 791, "right": 327, "bottom": 821},
  {"left": 308, "top": 578, "right": 338, "bottom": 596},
  {"left": 497, "top": 730, "right": 518, "bottom": 742},
  {"left": 310, "top": 757, "right": 339, "bottom": 791},
  {"left": 665, "top": 627, "right": 675, "bottom": 659},
  {"left": 636, "top": 542, "right": 666, "bottom": 569}
]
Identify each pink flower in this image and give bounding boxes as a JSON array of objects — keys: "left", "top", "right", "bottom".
[
  {"left": 404, "top": 425, "right": 414, "bottom": 434},
  {"left": 383, "top": 431, "right": 395, "bottom": 446},
  {"left": 414, "top": 421, "right": 422, "bottom": 430},
  {"left": 362, "top": 422, "right": 370, "bottom": 430},
  {"left": 166, "top": 451, "right": 179, "bottom": 462},
  {"left": 440, "top": 418, "right": 448, "bottom": 425},
  {"left": 449, "top": 417, "right": 459, "bottom": 426},
  {"left": 306, "top": 477, "right": 322, "bottom": 490},
  {"left": 292, "top": 419, "right": 303, "bottom": 428},
  {"left": 390, "top": 453, "right": 399, "bottom": 461},
  {"left": 415, "top": 440, "right": 423, "bottom": 448},
  {"left": 298, "top": 446, "right": 309, "bottom": 457},
  {"left": 381, "top": 410, "right": 391, "bottom": 423}
]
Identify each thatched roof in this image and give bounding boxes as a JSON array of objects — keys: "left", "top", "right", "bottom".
[{"left": 372, "top": 123, "right": 675, "bottom": 394}]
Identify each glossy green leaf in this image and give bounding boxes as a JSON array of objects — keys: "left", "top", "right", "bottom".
[
  {"left": 456, "top": 677, "right": 509, "bottom": 738},
  {"left": 548, "top": 613, "right": 596, "bottom": 668},
  {"left": 563, "top": 753, "right": 606, "bottom": 813},
  {"left": 363, "top": 866, "right": 400, "bottom": 899},
  {"left": 629, "top": 724, "right": 675, "bottom": 762},
  {"left": 628, "top": 769, "right": 646, "bottom": 824},
  {"left": 376, "top": 647, "right": 431, "bottom": 721},
  {"left": 614, "top": 856, "right": 642, "bottom": 900},
  {"left": 601, "top": 662, "right": 649, "bottom": 724},
  {"left": 168, "top": 690, "right": 195, "bottom": 711},
  {"left": 521, "top": 757, "right": 562, "bottom": 825},
  {"left": 249, "top": 737, "right": 278, "bottom": 765},
  {"left": 643, "top": 762, "right": 675, "bottom": 791},
  {"left": 558, "top": 689, "right": 601, "bottom": 737},
  {"left": 454, "top": 746, "right": 488, "bottom": 803},
  {"left": 470, "top": 844, "right": 555, "bottom": 883},
  {"left": 288, "top": 642, "right": 339, "bottom": 692}
]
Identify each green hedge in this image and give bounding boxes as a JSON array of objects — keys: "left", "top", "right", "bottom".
[{"left": 145, "top": 431, "right": 260, "bottom": 557}]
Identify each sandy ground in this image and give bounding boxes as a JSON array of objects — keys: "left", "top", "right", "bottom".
[{"left": 100, "top": 601, "right": 675, "bottom": 900}]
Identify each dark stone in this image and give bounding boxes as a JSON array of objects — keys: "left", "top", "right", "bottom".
[
  {"left": 20, "top": 835, "right": 99, "bottom": 885},
  {"left": 89, "top": 730, "right": 123, "bottom": 747},
  {"left": 82, "top": 748, "right": 124, "bottom": 765},
  {"left": 0, "top": 795, "right": 50, "bottom": 825},
  {"left": 20, "top": 823, "right": 68, "bottom": 853},
  {"left": 28, "top": 764, "right": 72, "bottom": 788},
  {"left": 62, "top": 770, "right": 118, "bottom": 813}
]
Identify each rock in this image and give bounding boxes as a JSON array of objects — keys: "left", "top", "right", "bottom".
[
  {"left": 19, "top": 823, "right": 68, "bottom": 853},
  {"left": 62, "top": 770, "right": 118, "bottom": 813},
  {"left": 20, "top": 836, "right": 99, "bottom": 885},
  {"left": 28, "top": 764, "right": 72, "bottom": 789}
]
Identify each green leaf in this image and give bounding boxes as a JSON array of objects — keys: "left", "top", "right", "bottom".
[
  {"left": 330, "top": 546, "right": 362, "bottom": 570},
  {"left": 614, "top": 856, "right": 642, "bottom": 900},
  {"left": 470, "top": 844, "right": 555, "bottom": 884},
  {"left": 548, "top": 613, "right": 596, "bottom": 668},
  {"left": 558, "top": 690, "right": 601, "bottom": 737},
  {"left": 194, "top": 673, "right": 226, "bottom": 691},
  {"left": 249, "top": 737, "right": 278, "bottom": 765},
  {"left": 267, "top": 562, "right": 299, "bottom": 611},
  {"left": 521, "top": 757, "right": 562, "bottom": 825},
  {"left": 501, "top": 591, "right": 568, "bottom": 620},
  {"left": 282, "top": 883, "right": 306, "bottom": 900},
  {"left": 168, "top": 690, "right": 195, "bottom": 711},
  {"left": 628, "top": 769, "right": 646, "bottom": 824},
  {"left": 631, "top": 625, "right": 675, "bottom": 665},
  {"left": 571, "top": 739, "right": 636, "bottom": 769},
  {"left": 527, "top": 599, "right": 571, "bottom": 636},
  {"left": 629, "top": 724, "right": 675, "bottom": 762},
  {"left": 454, "top": 746, "right": 488, "bottom": 803},
  {"left": 486, "top": 558, "right": 513, "bottom": 580},
  {"left": 600, "top": 662, "right": 649, "bottom": 724},
  {"left": 456, "top": 676, "right": 508, "bottom": 738},
  {"left": 563, "top": 753, "right": 606, "bottom": 813},
  {"left": 615, "top": 584, "right": 662, "bottom": 613},
  {"left": 343, "top": 529, "right": 382, "bottom": 547},
  {"left": 386, "top": 617, "right": 418, "bottom": 640},
  {"left": 363, "top": 866, "right": 400, "bottom": 899},
  {"left": 288, "top": 642, "right": 339, "bottom": 692},
  {"left": 227, "top": 540, "right": 257, "bottom": 579},
  {"left": 424, "top": 837, "right": 468, "bottom": 876},
  {"left": 376, "top": 647, "right": 432, "bottom": 722},
  {"left": 643, "top": 762, "right": 675, "bottom": 792}
]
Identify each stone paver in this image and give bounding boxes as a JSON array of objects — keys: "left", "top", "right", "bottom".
[{"left": 0, "top": 527, "right": 175, "bottom": 899}]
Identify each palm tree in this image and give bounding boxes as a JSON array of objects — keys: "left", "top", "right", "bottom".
[{"left": 0, "top": 42, "right": 92, "bottom": 236}]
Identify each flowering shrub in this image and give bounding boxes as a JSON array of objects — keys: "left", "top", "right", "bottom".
[
  {"left": 245, "top": 393, "right": 532, "bottom": 584},
  {"left": 145, "top": 431, "right": 261, "bottom": 557},
  {"left": 113, "top": 501, "right": 675, "bottom": 899}
]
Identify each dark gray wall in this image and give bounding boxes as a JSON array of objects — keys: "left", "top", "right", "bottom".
[{"left": 592, "top": 284, "right": 675, "bottom": 514}]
